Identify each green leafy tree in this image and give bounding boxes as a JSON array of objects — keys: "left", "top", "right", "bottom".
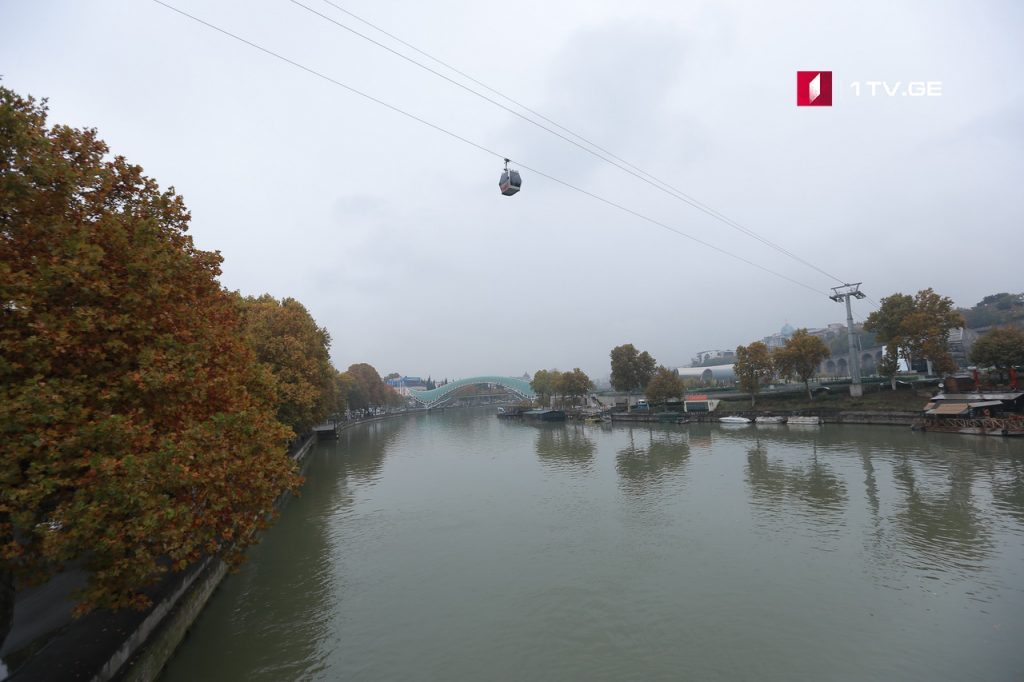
[
  {"left": 556, "top": 368, "right": 594, "bottom": 407},
  {"left": 970, "top": 326, "right": 1024, "bottom": 382},
  {"left": 609, "top": 344, "right": 657, "bottom": 409},
  {"left": 734, "top": 342, "right": 774, "bottom": 408},
  {"left": 877, "top": 348, "right": 902, "bottom": 390},
  {"left": 774, "top": 329, "right": 831, "bottom": 400},
  {"left": 0, "top": 87, "right": 299, "bottom": 645},
  {"left": 238, "top": 294, "right": 334, "bottom": 435},
  {"left": 959, "top": 292, "right": 1024, "bottom": 328},
  {"left": 644, "top": 366, "right": 685, "bottom": 407},
  {"left": 345, "top": 363, "right": 389, "bottom": 410},
  {"left": 530, "top": 369, "right": 562, "bottom": 407}
]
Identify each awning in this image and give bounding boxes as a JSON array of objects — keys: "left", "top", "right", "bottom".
[
  {"left": 927, "top": 403, "right": 969, "bottom": 415},
  {"left": 968, "top": 400, "right": 1004, "bottom": 408}
]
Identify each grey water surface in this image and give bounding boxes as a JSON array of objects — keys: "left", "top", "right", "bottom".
[{"left": 160, "top": 408, "right": 1024, "bottom": 681}]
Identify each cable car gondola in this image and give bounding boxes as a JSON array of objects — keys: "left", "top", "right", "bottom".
[{"left": 499, "top": 158, "right": 521, "bottom": 196}]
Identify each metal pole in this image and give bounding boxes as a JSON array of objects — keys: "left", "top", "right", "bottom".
[
  {"left": 845, "top": 294, "right": 862, "bottom": 397},
  {"left": 831, "top": 283, "right": 867, "bottom": 398}
]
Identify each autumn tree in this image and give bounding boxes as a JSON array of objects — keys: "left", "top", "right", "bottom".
[
  {"left": 556, "top": 368, "right": 594, "bottom": 407},
  {"left": 644, "top": 366, "right": 685, "bottom": 407},
  {"left": 734, "top": 342, "right": 774, "bottom": 408},
  {"left": 238, "top": 294, "right": 334, "bottom": 436},
  {"left": 970, "top": 326, "right": 1024, "bottom": 382},
  {"left": 344, "top": 363, "right": 392, "bottom": 410},
  {"left": 610, "top": 344, "right": 657, "bottom": 409},
  {"left": 865, "top": 289, "right": 963, "bottom": 374},
  {"left": 0, "top": 87, "right": 299, "bottom": 645},
  {"left": 530, "top": 369, "right": 562, "bottom": 407},
  {"left": 877, "top": 348, "right": 902, "bottom": 390},
  {"left": 774, "top": 329, "right": 831, "bottom": 400},
  {"left": 329, "top": 369, "right": 356, "bottom": 417}
]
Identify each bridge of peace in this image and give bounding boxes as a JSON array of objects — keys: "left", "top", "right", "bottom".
[{"left": 404, "top": 376, "right": 536, "bottom": 409}]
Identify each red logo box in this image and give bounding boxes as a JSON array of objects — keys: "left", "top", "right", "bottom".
[{"left": 797, "top": 71, "right": 832, "bottom": 106}]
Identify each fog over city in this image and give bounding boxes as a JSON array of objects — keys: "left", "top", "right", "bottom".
[{"left": 2, "top": 0, "right": 1021, "bottom": 381}]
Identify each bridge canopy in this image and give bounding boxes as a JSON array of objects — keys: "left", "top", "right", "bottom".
[{"left": 408, "top": 376, "right": 535, "bottom": 408}]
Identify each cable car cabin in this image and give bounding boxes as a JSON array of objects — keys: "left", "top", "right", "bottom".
[
  {"left": 499, "top": 169, "right": 521, "bottom": 196},
  {"left": 499, "top": 158, "right": 521, "bottom": 196}
]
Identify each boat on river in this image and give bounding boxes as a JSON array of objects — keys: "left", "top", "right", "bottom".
[
  {"left": 755, "top": 416, "right": 787, "bottom": 424},
  {"left": 787, "top": 416, "right": 822, "bottom": 425},
  {"left": 719, "top": 416, "right": 751, "bottom": 424}
]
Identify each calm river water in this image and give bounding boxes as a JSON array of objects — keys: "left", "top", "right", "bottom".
[{"left": 161, "top": 408, "right": 1024, "bottom": 681}]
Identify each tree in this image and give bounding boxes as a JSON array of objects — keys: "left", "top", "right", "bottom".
[
  {"left": 864, "top": 292, "right": 915, "bottom": 367},
  {"left": 865, "top": 289, "right": 964, "bottom": 374},
  {"left": 238, "top": 294, "right": 334, "bottom": 436},
  {"left": 877, "top": 348, "right": 902, "bottom": 390},
  {"left": 384, "top": 372, "right": 400, "bottom": 381},
  {"left": 970, "top": 326, "right": 1024, "bottom": 382},
  {"left": 530, "top": 369, "right": 562, "bottom": 406},
  {"left": 330, "top": 369, "right": 357, "bottom": 417},
  {"left": 556, "top": 368, "right": 594, "bottom": 407},
  {"left": 959, "top": 292, "right": 1024, "bottom": 328},
  {"left": 345, "top": 363, "right": 388, "bottom": 410},
  {"left": 774, "top": 329, "right": 831, "bottom": 400},
  {"left": 644, "top": 366, "right": 685, "bottom": 407},
  {"left": 609, "top": 344, "right": 657, "bottom": 409},
  {"left": 734, "top": 342, "right": 774, "bottom": 408},
  {"left": 0, "top": 87, "right": 299, "bottom": 644}
]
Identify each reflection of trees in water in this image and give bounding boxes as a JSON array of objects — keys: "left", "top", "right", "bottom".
[
  {"left": 890, "top": 454, "right": 992, "bottom": 568},
  {"left": 990, "top": 457, "right": 1024, "bottom": 525},
  {"left": 745, "top": 444, "right": 847, "bottom": 521},
  {"left": 615, "top": 428, "right": 690, "bottom": 493},
  {"left": 333, "top": 418, "right": 408, "bottom": 482},
  {"left": 534, "top": 425, "right": 596, "bottom": 470}
]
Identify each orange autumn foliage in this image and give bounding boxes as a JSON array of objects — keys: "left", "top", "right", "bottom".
[{"left": 0, "top": 87, "right": 300, "bottom": 616}]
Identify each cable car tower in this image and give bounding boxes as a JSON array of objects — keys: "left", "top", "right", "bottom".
[{"left": 830, "top": 283, "right": 867, "bottom": 397}]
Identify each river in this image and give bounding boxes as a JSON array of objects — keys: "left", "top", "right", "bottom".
[{"left": 160, "top": 408, "right": 1024, "bottom": 681}]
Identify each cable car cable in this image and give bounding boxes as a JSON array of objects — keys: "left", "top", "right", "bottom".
[
  {"left": 151, "top": 0, "right": 830, "bottom": 297},
  {"left": 296, "top": 0, "right": 850, "bottom": 287}
]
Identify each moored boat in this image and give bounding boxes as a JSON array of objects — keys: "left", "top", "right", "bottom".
[
  {"left": 719, "top": 416, "right": 751, "bottom": 424},
  {"left": 787, "top": 416, "right": 822, "bottom": 425},
  {"left": 755, "top": 416, "right": 787, "bottom": 424}
]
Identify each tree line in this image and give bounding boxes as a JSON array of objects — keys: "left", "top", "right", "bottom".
[{"left": 0, "top": 86, "right": 398, "bottom": 645}]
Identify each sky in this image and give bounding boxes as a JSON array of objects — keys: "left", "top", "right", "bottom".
[{"left": 2, "top": 0, "right": 1022, "bottom": 383}]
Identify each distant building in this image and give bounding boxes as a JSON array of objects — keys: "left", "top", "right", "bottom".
[
  {"left": 691, "top": 349, "right": 736, "bottom": 366},
  {"left": 676, "top": 365, "right": 737, "bottom": 384},
  {"left": 386, "top": 375, "right": 427, "bottom": 396}
]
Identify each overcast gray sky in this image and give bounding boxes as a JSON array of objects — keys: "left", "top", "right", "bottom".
[{"left": 2, "top": 0, "right": 1022, "bottom": 382}]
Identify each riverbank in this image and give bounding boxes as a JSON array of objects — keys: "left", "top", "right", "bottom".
[{"left": 1, "top": 412, "right": 416, "bottom": 682}]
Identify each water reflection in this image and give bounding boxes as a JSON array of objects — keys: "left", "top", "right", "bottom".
[
  {"left": 162, "top": 415, "right": 1024, "bottom": 682},
  {"left": 890, "top": 452, "right": 993, "bottom": 572},
  {"left": 534, "top": 425, "right": 595, "bottom": 471},
  {"left": 615, "top": 427, "right": 690, "bottom": 494},
  {"left": 336, "top": 416, "right": 407, "bottom": 483},
  {"left": 745, "top": 441, "right": 848, "bottom": 525},
  {"left": 990, "top": 457, "right": 1024, "bottom": 525}
]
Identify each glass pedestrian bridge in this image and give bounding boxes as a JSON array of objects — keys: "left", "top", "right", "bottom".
[{"left": 408, "top": 376, "right": 536, "bottom": 409}]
